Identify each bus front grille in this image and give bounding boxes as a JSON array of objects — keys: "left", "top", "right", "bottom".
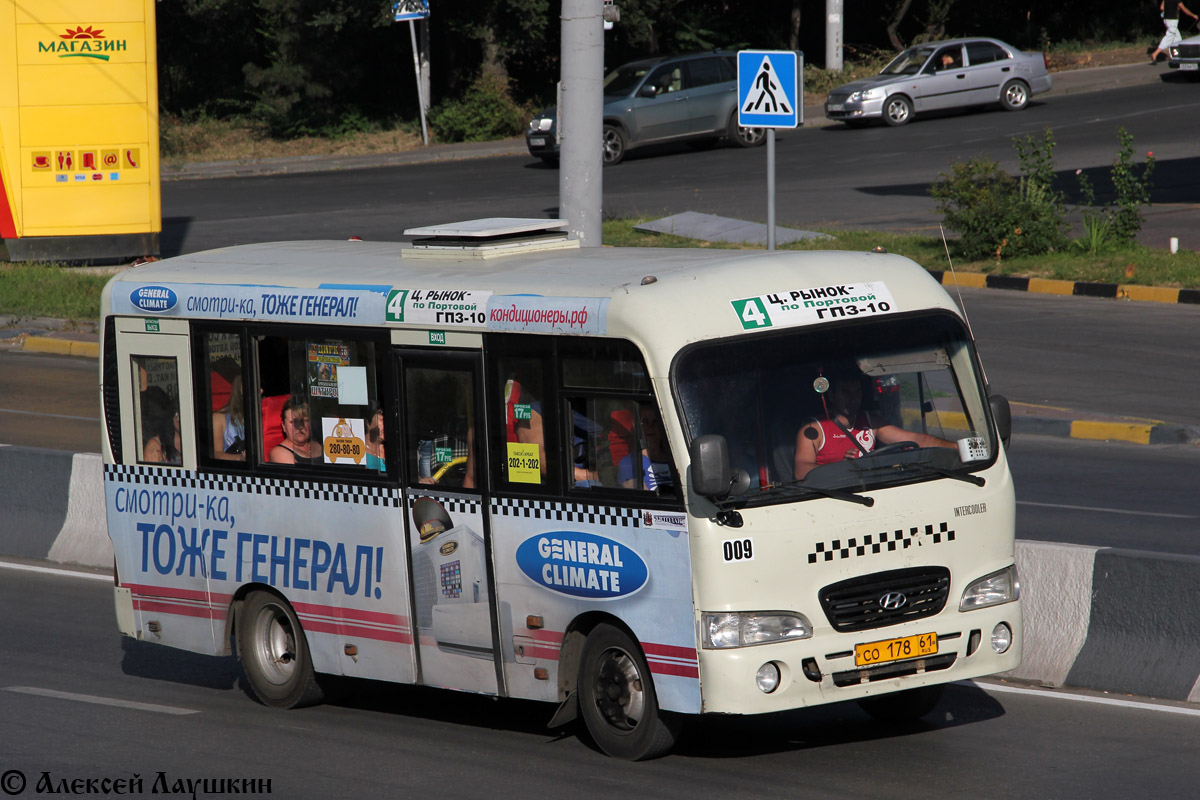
[{"left": 819, "top": 567, "right": 950, "bottom": 633}]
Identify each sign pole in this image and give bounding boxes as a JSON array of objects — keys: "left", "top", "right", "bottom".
[
  {"left": 409, "top": 20, "right": 429, "bottom": 146},
  {"left": 767, "top": 129, "right": 776, "bottom": 251},
  {"left": 736, "top": 50, "right": 799, "bottom": 254}
]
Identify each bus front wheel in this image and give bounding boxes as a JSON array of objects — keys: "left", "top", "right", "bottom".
[
  {"left": 237, "top": 591, "right": 324, "bottom": 709},
  {"left": 578, "top": 623, "right": 680, "bottom": 760}
]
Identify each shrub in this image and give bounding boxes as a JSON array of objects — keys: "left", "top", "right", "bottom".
[
  {"left": 931, "top": 129, "right": 1068, "bottom": 260},
  {"left": 427, "top": 73, "right": 528, "bottom": 143}
]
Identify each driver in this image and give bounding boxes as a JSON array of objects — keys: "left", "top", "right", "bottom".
[{"left": 794, "top": 361, "right": 955, "bottom": 480}]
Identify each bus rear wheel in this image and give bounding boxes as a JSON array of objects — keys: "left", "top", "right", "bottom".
[
  {"left": 238, "top": 591, "right": 324, "bottom": 709},
  {"left": 578, "top": 623, "right": 680, "bottom": 760}
]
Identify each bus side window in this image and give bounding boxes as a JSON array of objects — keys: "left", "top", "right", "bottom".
[
  {"left": 492, "top": 350, "right": 558, "bottom": 491},
  {"left": 405, "top": 365, "right": 477, "bottom": 489},
  {"left": 256, "top": 334, "right": 384, "bottom": 471},
  {"left": 133, "top": 355, "right": 182, "bottom": 466},
  {"left": 202, "top": 332, "right": 247, "bottom": 462}
]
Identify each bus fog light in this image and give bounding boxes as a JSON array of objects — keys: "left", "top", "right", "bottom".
[
  {"left": 756, "top": 662, "right": 781, "bottom": 693},
  {"left": 991, "top": 623, "right": 1012, "bottom": 654}
]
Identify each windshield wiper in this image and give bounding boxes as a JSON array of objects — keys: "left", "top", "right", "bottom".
[
  {"left": 900, "top": 462, "right": 985, "bottom": 486},
  {"left": 765, "top": 481, "right": 875, "bottom": 507}
]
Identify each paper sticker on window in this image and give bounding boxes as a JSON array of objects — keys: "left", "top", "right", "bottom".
[
  {"left": 323, "top": 417, "right": 366, "bottom": 465},
  {"left": 507, "top": 441, "right": 541, "bottom": 484}
]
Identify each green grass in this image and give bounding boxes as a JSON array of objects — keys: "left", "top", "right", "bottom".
[
  {"left": 602, "top": 220, "right": 1200, "bottom": 289},
  {"left": 3, "top": 224, "right": 1196, "bottom": 323},
  {"left": 0, "top": 264, "right": 109, "bottom": 321}
]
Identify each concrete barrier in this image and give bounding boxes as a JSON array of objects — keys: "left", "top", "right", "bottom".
[
  {"left": 0, "top": 445, "right": 1196, "bottom": 703},
  {"left": 0, "top": 446, "right": 110, "bottom": 568}
]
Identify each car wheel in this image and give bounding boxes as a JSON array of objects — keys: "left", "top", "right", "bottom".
[
  {"left": 727, "top": 113, "right": 766, "bottom": 147},
  {"left": 578, "top": 623, "right": 680, "bottom": 760},
  {"left": 883, "top": 95, "right": 913, "bottom": 127},
  {"left": 602, "top": 124, "right": 627, "bottom": 165},
  {"left": 1000, "top": 79, "right": 1030, "bottom": 111},
  {"left": 238, "top": 591, "right": 324, "bottom": 709},
  {"left": 538, "top": 156, "right": 559, "bottom": 167}
]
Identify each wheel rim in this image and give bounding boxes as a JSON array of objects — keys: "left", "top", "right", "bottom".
[
  {"left": 592, "top": 646, "right": 646, "bottom": 732},
  {"left": 1006, "top": 84, "right": 1027, "bottom": 107},
  {"left": 251, "top": 603, "right": 298, "bottom": 687},
  {"left": 887, "top": 99, "right": 909, "bottom": 123},
  {"left": 738, "top": 125, "right": 765, "bottom": 145},
  {"left": 602, "top": 129, "right": 623, "bottom": 163}
]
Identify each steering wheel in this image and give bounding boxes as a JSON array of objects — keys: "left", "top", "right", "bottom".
[{"left": 867, "top": 441, "right": 919, "bottom": 458}]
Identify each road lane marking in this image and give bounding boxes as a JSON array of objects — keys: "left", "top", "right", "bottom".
[
  {"left": 1017, "top": 500, "right": 1195, "bottom": 519},
  {"left": 4, "top": 686, "right": 199, "bottom": 716},
  {"left": 971, "top": 680, "right": 1200, "bottom": 719},
  {"left": 0, "top": 406, "right": 99, "bottom": 421},
  {"left": 0, "top": 561, "right": 111, "bottom": 582}
]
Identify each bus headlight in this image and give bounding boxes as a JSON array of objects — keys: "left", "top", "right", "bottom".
[
  {"left": 959, "top": 566, "right": 1020, "bottom": 611},
  {"left": 702, "top": 612, "right": 813, "bottom": 649}
]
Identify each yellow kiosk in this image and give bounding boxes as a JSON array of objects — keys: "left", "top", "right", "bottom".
[{"left": 1, "top": 0, "right": 160, "bottom": 261}]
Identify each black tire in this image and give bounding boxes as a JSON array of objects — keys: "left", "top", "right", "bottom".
[
  {"left": 578, "top": 623, "right": 680, "bottom": 760},
  {"left": 883, "top": 95, "right": 913, "bottom": 127},
  {"left": 602, "top": 124, "right": 627, "bottom": 165},
  {"left": 857, "top": 684, "right": 945, "bottom": 724},
  {"left": 727, "top": 112, "right": 766, "bottom": 147},
  {"left": 538, "top": 156, "right": 559, "bottom": 167},
  {"left": 1000, "top": 79, "right": 1030, "bottom": 112},
  {"left": 237, "top": 591, "right": 324, "bottom": 709}
]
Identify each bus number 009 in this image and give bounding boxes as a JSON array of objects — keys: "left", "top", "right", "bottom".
[{"left": 722, "top": 538, "right": 754, "bottom": 562}]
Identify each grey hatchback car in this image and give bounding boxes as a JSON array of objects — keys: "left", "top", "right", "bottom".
[
  {"left": 824, "top": 38, "right": 1052, "bottom": 127},
  {"left": 525, "top": 51, "right": 766, "bottom": 165}
]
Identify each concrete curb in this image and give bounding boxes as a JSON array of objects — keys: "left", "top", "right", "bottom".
[
  {"left": 1010, "top": 540, "right": 1200, "bottom": 703},
  {"left": 1, "top": 443, "right": 1193, "bottom": 703},
  {"left": 930, "top": 270, "right": 1200, "bottom": 307},
  {"left": 22, "top": 335, "right": 99, "bottom": 358}
]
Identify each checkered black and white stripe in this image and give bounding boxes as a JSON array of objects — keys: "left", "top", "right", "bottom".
[
  {"left": 808, "top": 522, "right": 954, "bottom": 564},
  {"left": 490, "top": 496, "right": 642, "bottom": 528},
  {"left": 104, "top": 463, "right": 402, "bottom": 507},
  {"left": 407, "top": 493, "right": 482, "bottom": 517}
]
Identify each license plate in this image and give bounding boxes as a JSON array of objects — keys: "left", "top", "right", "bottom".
[
  {"left": 855, "top": 632, "right": 938, "bottom": 667},
  {"left": 826, "top": 103, "right": 844, "bottom": 112},
  {"left": 529, "top": 136, "right": 547, "bottom": 146},
  {"left": 1181, "top": 63, "right": 1198, "bottom": 71}
]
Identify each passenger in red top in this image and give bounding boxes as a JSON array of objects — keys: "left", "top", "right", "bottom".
[{"left": 793, "top": 362, "right": 955, "bottom": 480}]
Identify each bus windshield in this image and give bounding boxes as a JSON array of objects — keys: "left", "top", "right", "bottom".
[{"left": 674, "top": 312, "right": 995, "bottom": 504}]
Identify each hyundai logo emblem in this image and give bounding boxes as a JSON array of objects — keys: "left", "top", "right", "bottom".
[{"left": 879, "top": 591, "right": 908, "bottom": 610}]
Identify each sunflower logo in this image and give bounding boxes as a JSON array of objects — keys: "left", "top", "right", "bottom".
[{"left": 61, "top": 26, "right": 105, "bottom": 39}]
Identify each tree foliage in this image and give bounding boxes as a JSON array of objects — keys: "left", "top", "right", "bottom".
[{"left": 156, "top": 0, "right": 1157, "bottom": 136}]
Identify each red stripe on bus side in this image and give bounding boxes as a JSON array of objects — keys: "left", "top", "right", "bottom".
[
  {"left": 134, "top": 598, "right": 226, "bottom": 621},
  {"left": 647, "top": 659, "right": 700, "bottom": 679},
  {"left": 642, "top": 641, "right": 698, "bottom": 661}
]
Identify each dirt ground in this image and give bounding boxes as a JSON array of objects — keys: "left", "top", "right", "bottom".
[{"left": 1045, "top": 44, "right": 1148, "bottom": 70}]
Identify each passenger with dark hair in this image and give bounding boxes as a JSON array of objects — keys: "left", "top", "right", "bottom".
[
  {"left": 141, "top": 386, "right": 181, "bottom": 465},
  {"left": 269, "top": 395, "right": 322, "bottom": 464}
]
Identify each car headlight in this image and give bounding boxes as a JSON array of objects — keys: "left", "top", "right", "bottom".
[
  {"left": 1169, "top": 47, "right": 1179, "bottom": 57},
  {"left": 702, "top": 612, "right": 813, "bottom": 649},
  {"left": 528, "top": 118, "right": 553, "bottom": 132},
  {"left": 959, "top": 566, "right": 1020, "bottom": 611},
  {"left": 848, "top": 88, "right": 883, "bottom": 103}
]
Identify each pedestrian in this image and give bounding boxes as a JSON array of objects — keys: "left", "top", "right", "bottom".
[{"left": 1150, "top": 0, "right": 1199, "bottom": 63}]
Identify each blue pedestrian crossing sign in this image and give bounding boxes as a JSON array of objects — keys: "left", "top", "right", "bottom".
[{"left": 738, "top": 51, "right": 799, "bottom": 129}]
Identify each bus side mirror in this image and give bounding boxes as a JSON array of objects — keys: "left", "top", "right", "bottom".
[
  {"left": 989, "top": 394, "right": 1012, "bottom": 448},
  {"left": 689, "top": 434, "right": 749, "bottom": 499}
]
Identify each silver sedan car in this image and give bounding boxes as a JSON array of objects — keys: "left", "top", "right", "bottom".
[{"left": 824, "top": 38, "right": 1052, "bottom": 127}]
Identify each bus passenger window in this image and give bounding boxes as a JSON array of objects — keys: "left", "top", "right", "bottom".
[
  {"left": 256, "top": 335, "right": 383, "bottom": 471},
  {"left": 571, "top": 397, "right": 674, "bottom": 491},
  {"left": 495, "top": 356, "right": 555, "bottom": 488},
  {"left": 133, "top": 356, "right": 182, "bottom": 466},
  {"left": 405, "top": 366, "right": 476, "bottom": 488},
  {"left": 203, "top": 332, "right": 246, "bottom": 461}
]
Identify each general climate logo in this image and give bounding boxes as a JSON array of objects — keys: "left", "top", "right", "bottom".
[{"left": 38, "top": 26, "right": 127, "bottom": 61}]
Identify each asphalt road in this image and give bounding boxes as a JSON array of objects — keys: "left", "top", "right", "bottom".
[
  {"left": 2, "top": 566, "right": 1198, "bottom": 798},
  {"left": 160, "top": 79, "right": 1200, "bottom": 257}
]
